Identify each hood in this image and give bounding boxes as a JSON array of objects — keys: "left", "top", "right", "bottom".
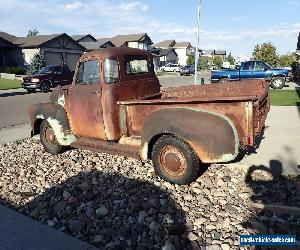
[{"left": 23, "top": 73, "right": 50, "bottom": 81}]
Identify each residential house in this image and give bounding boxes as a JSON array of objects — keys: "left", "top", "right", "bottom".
[
  {"left": 80, "top": 39, "right": 115, "bottom": 51},
  {"left": 0, "top": 32, "right": 24, "bottom": 71},
  {"left": 200, "top": 49, "right": 227, "bottom": 60},
  {"left": 214, "top": 50, "right": 226, "bottom": 60},
  {"left": 151, "top": 48, "right": 178, "bottom": 69},
  {"left": 154, "top": 40, "right": 193, "bottom": 66},
  {"left": 98, "top": 33, "right": 153, "bottom": 50},
  {"left": 71, "top": 34, "right": 97, "bottom": 43},
  {"left": 296, "top": 32, "right": 300, "bottom": 60},
  {"left": 0, "top": 31, "right": 86, "bottom": 71}
]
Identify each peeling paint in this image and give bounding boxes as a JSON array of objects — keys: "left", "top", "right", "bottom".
[
  {"left": 57, "top": 94, "right": 65, "bottom": 107},
  {"left": 47, "top": 117, "right": 77, "bottom": 145},
  {"left": 140, "top": 142, "right": 148, "bottom": 160}
]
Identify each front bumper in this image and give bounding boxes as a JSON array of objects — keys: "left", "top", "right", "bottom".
[{"left": 22, "top": 82, "right": 41, "bottom": 89}]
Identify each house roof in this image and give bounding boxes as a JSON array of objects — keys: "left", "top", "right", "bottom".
[
  {"left": 0, "top": 31, "right": 18, "bottom": 44},
  {"left": 153, "top": 39, "right": 176, "bottom": 48},
  {"left": 80, "top": 40, "right": 115, "bottom": 51},
  {"left": 99, "top": 33, "right": 153, "bottom": 47},
  {"left": 159, "top": 48, "right": 177, "bottom": 57},
  {"left": 71, "top": 34, "right": 97, "bottom": 42},
  {"left": 173, "top": 42, "right": 191, "bottom": 48},
  {"left": 214, "top": 50, "right": 226, "bottom": 55},
  {"left": 14, "top": 34, "right": 63, "bottom": 48}
]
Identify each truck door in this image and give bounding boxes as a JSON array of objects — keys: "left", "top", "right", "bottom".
[
  {"left": 253, "top": 61, "right": 269, "bottom": 79},
  {"left": 240, "top": 61, "right": 254, "bottom": 79},
  {"left": 65, "top": 58, "right": 106, "bottom": 140}
]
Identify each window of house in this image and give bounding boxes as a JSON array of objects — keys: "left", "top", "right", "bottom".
[
  {"left": 104, "top": 58, "right": 119, "bottom": 84},
  {"left": 125, "top": 55, "right": 149, "bottom": 75},
  {"left": 75, "top": 59, "right": 100, "bottom": 84}
]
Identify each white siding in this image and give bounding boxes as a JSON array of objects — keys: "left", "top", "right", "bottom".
[
  {"left": 22, "top": 48, "right": 40, "bottom": 65},
  {"left": 127, "top": 41, "right": 139, "bottom": 48},
  {"left": 174, "top": 48, "right": 188, "bottom": 66}
]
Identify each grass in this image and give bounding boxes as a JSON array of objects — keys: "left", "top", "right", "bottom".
[
  {"left": 0, "top": 78, "right": 22, "bottom": 90},
  {"left": 270, "top": 89, "right": 300, "bottom": 106}
]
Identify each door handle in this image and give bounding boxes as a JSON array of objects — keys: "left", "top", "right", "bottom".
[{"left": 91, "top": 90, "right": 100, "bottom": 94}]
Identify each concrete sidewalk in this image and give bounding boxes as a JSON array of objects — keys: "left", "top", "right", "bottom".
[
  {"left": 0, "top": 205, "right": 97, "bottom": 250},
  {"left": 238, "top": 106, "right": 300, "bottom": 175},
  {"left": 0, "top": 123, "right": 31, "bottom": 145}
]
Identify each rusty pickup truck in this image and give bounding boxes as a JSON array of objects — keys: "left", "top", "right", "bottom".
[{"left": 28, "top": 48, "right": 270, "bottom": 184}]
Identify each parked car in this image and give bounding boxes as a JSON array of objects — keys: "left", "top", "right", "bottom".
[
  {"left": 211, "top": 60, "right": 291, "bottom": 89},
  {"left": 291, "top": 62, "right": 300, "bottom": 83},
  {"left": 22, "top": 65, "right": 74, "bottom": 93},
  {"left": 160, "top": 63, "right": 181, "bottom": 72},
  {"left": 28, "top": 47, "right": 269, "bottom": 185},
  {"left": 180, "top": 65, "right": 195, "bottom": 76}
]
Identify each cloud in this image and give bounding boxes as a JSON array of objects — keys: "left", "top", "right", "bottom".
[
  {"left": 58, "top": 1, "right": 83, "bottom": 11},
  {"left": 289, "top": 0, "right": 299, "bottom": 6},
  {"left": 119, "top": 1, "right": 149, "bottom": 12}
]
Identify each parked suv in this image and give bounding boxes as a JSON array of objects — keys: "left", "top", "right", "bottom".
[
  {"left": 22, "top": 65, "right": 74, "bottom": 93},
  {"left": 180, "top": 65, "right": 195, "bottom": 76},
  {"left": 160, "top": 63, "right": 180, "bottom": 72}
]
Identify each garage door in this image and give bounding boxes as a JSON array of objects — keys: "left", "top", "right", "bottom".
[
  {"left": 66, "top": 53, "right": 81, "bottom": 71},
  {"left": 44, "top": 52, "right": 63, "bottom": 67}
]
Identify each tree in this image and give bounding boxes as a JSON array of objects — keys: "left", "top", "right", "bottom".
[
  {"left": 27, "top": 28, "right": 39, "bottom": 37},
  {"left": 199, "top": 56, "right": 210, "bottom": 70},
  {"left": 279, "top": 53, "right": 297, "bottom": 67},
  {"left": 186, "top": 55, "right": 195, "bottom": 65},
  {"left": 252, "top": 42, "right": 279, "bottom": 67},
  {"left": 213, "top": 56, "right": 223, "bottom": 69},
  {"left": 28, "top": 52, "right": 45, "bottom": 75},
  {"left": 227, "top": 52, "right": 235, "bottom": 65}
]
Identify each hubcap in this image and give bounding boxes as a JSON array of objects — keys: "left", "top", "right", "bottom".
[
  {"left": 159, "top": 145, "right": 187, "bottom": 178},
  {"left": 273, "top": 79, "right": 283, "bottom": 87},
  {"left": 45, "top": 125, "right": 56, "bottom": 144}
]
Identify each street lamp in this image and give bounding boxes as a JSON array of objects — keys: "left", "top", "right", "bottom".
[{"left": 194, "top": 0, "right": 202, "bottom": 85}]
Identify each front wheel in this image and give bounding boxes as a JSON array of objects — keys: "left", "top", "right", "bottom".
[
  {"left": 152, "top": 135, "right": 200, "bottom": 185},
  {"left": 41, "top": 81, "right": 51, "bottom": 93},
  {"left": 40, "top": 120, "right": 64, "bottom": 154},
  {"left": 270, "top": 77, "right": 285, "bottom": 89}
]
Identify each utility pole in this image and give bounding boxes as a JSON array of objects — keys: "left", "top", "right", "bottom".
[{"left": 194, "top": 0, "right": 202, "bottom": 85}]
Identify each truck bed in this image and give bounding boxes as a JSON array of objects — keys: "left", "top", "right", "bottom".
[{"left": 118, "top": 80, "right": 269, "bottom": 149}]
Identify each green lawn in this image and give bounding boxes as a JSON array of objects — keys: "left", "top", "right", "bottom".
[
  {"left": 0, "top": 78, "right": 22, "bottom": 90},
  {"left": 270, "top": 89, "right": 300, "bottom": 106}
]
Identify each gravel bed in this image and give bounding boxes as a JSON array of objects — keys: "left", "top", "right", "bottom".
[{"left": 0, "top": 138, "right": 299, "bottom": 250}]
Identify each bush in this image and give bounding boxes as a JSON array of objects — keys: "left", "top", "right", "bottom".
[{"left": 4, "top": 66, "right": 27, "bottom": 75}]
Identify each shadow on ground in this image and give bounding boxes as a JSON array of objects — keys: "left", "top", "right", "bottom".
[
  {"left": 242, "top": 161, "right": 300, "bottom": 250},
  {"left": 1, "top": 171, "right": 189, "bottom": 249}
]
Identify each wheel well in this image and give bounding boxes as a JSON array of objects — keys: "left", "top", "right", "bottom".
[
  {"left": 33, "top": 119, "right": 44, "bottom": 135},
  {"left": 147, "top": 133, "right": 171, "bottom": 159},
  {"left": 272, "top": 75, "right": 286, "bottom": 79}
]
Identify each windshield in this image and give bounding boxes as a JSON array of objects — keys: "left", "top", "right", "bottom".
[
  {"left": 38, "top": 66, "right": 55, "bottom": 74},
  {"left": 264, "top": 62, "right": 271, "bottom": 69}
]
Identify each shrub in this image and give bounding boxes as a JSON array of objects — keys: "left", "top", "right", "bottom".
[{"left": 4, "top": 66, "right": 27, "bottom": 75}]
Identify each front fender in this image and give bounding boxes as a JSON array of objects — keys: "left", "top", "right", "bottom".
[
  {"left": 141, "top": 107, "right": 239, "bottom": 163},
  {"left": 28, "top": 102, "right": 77, "bottom": 146}
]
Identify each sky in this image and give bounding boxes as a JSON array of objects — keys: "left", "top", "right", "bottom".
[{"left": 0, "top": 0, "right": 299, "bottom": 57}]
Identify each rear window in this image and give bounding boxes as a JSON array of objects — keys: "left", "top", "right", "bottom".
[{"left": 125, "top": 55, "right": 149, "bottom": 75}]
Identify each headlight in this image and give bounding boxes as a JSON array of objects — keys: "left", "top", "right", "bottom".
[{"left": 31, "top": 78, "right": 40, "bottom": 83}]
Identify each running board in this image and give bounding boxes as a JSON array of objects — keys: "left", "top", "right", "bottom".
[{"left": 71, "top": 137, "right": 141, "bottom": 160}]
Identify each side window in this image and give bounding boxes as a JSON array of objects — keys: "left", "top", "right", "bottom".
[
  {"left": 254, "top": 61, "right": 265, "bottom": 71},
  {"left": 104, "top": 58, "right": 119, "bottom": 84},
  {"left": 243, "top": 62, "right": 254, "bottom": 70},
  {"left": 75, "top": 59, "right": 100, "bottom": 84},
  {"left": 125, "top": 55, "right": 149, "bottom": 75}
]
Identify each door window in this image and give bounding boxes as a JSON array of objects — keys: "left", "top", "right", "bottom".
[
  {"left": 254, "top": 61, "right": 266, "bottom": 71},
  {"left": 243, "top": 61, "right": 254, "bottom": 70},
  {"left": 75, "top": 59, "right": 100, "bottom": 84},
  {"left": 104, "top": 58, "right": 119, "bottom": 84}
]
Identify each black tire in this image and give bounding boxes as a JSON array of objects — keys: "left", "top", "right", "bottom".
[
  {"left": 27, "top": 89, "right": 36, "bottom": 93},
  {"left": 180, "top": 73, "right": 183, "bottom": 76},
  {"left": 41, "top": 81, "right": 51, "bottom": 93},
  {"left": 219, "top": 77, "right": 229, "bottom": 83},
  {"left": 40, "top": 120, "right": 64, "bottom": 154},
  {"left": 152, "top": 135, "right": 200, "bottom": 185},
  {"left": 270, "top": 76, "right": 285, "bottom": 89},
  {"left": 173, "top": 69, "right": 176, "bottom": 72}
]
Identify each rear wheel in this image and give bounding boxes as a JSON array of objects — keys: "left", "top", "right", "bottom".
[
  {"left": 219, "top": 77, "right": 229, "bottom": 83},
  {"left": 270, "top": 76, "right": 285, "bottom": 89},
  {"left": 173, "top": 69, "right": 176, "bottom": 72},
  {"left": 40, "top": 120, "right": 64, "bottom": 154},
  {"left": 152, "top": 135, "right": 200, "bottom": 185},
  {"left": 41, "top": 81, "right": 51, "bottom": 93}
]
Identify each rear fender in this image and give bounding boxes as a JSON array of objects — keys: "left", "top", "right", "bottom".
[
  {"left": 28, "top": 102, "right": 77, "bottom": 146},
  {"left": 141, "top": 107, "right": 239, "bottom": 163}
]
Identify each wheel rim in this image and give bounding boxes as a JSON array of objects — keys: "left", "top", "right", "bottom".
[
  {"left": 159, "top": 145, "right": 187, "bottom": 178},
  {"left": 272, "top": 79, "right": 283, "bottom": 88},
  {"left": 44, "top": 124, "right": 56, "bottom": 145},
  {"left": 44, "top": 83, "right": 50, "bottom": 92}
]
